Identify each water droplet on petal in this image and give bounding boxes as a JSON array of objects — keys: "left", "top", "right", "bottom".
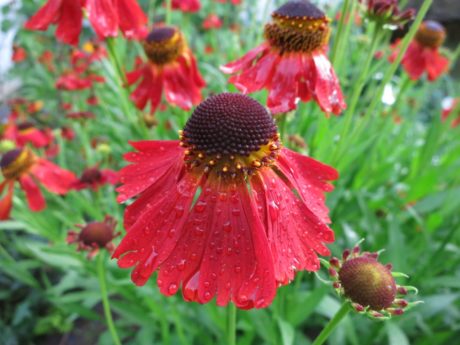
[{"left": 168, "top": 283, "right": 178, "bottom": 294}]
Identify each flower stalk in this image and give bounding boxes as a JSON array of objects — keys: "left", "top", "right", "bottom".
[
  {"left": 227, "top": 304, "right": 237, "bottom": 345},
  {"left": 97, "top": 253, "right": 122, "bottom": 345},
  {"left": 312, "top": 301, "right": 351, "bottom": 345}
]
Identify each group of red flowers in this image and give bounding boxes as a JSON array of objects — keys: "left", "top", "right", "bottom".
[{"left": 2, "top": 0, "right": 452, "bottom": 311}]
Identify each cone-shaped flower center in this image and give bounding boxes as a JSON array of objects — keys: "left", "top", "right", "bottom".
[
  {"left": 415, "top": 21, "right": 446, "bottom": 49},
  {"left": 17, "top": 122, "right": 35, "bottom": 134},
  {"left": 181, "top": 93, "right": 280, "bottom": 179},
  {"left": 338, "top": 256, "right": 396, "bottom": 310},
  {"left": 1, "top": 148, "right": 35, "bottom": 180},
  {"left": 80, "top": 222, "right": 115, "bottom": 247},
  {"left": 80, "top": 168, "right": 103, "bottom": 183},
  {"left": 264, "top": 0, "right": 330, "bottom": 54},
  {"left": 143, "top": 26, "right": 186, "bottom": 65}
]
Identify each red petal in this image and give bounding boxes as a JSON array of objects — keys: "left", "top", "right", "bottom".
[
  {"left": 116, "top": 140, "right": 182, "bottom": 203},
  {"left": 19, "top": 176, "right": 46, "bottom": 212},
  {"left": 113, "top": 165, "right": 200, "bottom": 286},
  {"left": 30, "top": 159, "right": 77, "bottom": 194},
  {"left": 424, "top": 48, "right": 449, "bottom": 81},
  {"left": 298, "top": 54, "right": 314, "bottom": 102},
  {"left": 0, "top": 181, "right": 14, "bottom": 220},
  {"left": 24, "top": 0, "right": 62, "bottom": 31},
  {"left": 163, "top": 58, "right": 196, "bottom": 110},
  {"left": 252, "top": 169, "right": 334, "bottom": 284},
  {"left": 157, "top": 179, "right": 276, "bottom": 309},
  {"left": 402, "top": 42, "right": 426, "bottom": 81},
  {"left": 171, "top": 0, "right": 201, "bottom": 12},
  {"left": 277, "top": 148, "right": 338, "bottom": 224},
  {"left": 220, "top": 43, "right": 269, "bottom": 74},
  {"left": 86, "top": 0, "right": 118, "bottom": 39},
  {"left": 311, "top": 52, "right": 346, "bottom": 115},
  {"left": 55, "top": 0, "right": 83, "bottom": 45},
  {"left": 229, "top": 50, "right": 278, "bottom": 94},
  {"left": 116, "top": 0, "right": 147, "bottom": 38},
  {"left": 266, "top": 54, "right": 301, "bottom": 114}
]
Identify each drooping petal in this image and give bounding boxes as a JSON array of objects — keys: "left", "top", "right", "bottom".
[
  {"left": 86, "top": 0, "right": 118, "bottom": 39},
  {"left": 55, "top": 0, "right": 83, "bottom": 45},
  {"left": 229, "top": 50, "right": 279, "bottom": 94},
  {"left": 116, "top": 0, "right": 148, "bottom": 38},
  {"left": 30, "top": 159, "right": 77, "bottom": 194},
  {"left": 171, "top": 0, "right": 201, "bottom": 13},
  {"left": 311, "top": 52, "right": 346, "bottom": 115},
  {"left": 113, "top": 162, "right": 200, "bottom": 286},
  {"left": 24, "top": 0, "right": 63, "bottom": 31},
  {"left": 424, "top": 48, "right": 449, "bottom": 81},
  {"left": 129, "top": 65, "right": 164, "bottom": 112},
  {"left": 220, "top": 43, "right": 269, "bottom": 74},
  {"left": 163, "top": 59, "right": 196, "bottom": 110},
  {"left": 116, "top": 140, "right": 182, "bottom": 203},
  {"left": 276, "top": 148, "right": 338, "bottom": 224},
  {"left": 266, "top": 54, "right": 302, "bottom": 114},
  {"left": 157, "top": 179, "right": 277, "bottom": 309},
  {"left": 19, "top": 175, "right": 46, "bottom": 212},
  {"left": 252, "top": 169, "right": 335, "bottom": 285},
  {"left": 0, "top": 181, "right": 15, "bottom": 220},
  {"left": 402, "top": 42, "right": 426, "bottom": 81}
]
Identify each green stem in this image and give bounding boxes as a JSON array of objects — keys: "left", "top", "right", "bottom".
[
  {"left": 166, "top": 0, "right": 172, "bottom": 25},
  {"left": 362, "top": 0, "right": 433, "bottom": 120},
  {"left": 106, "top": 38, "right": 126, "bottom": 85},
  {"left": 392, "top": 73, "right": 413, "bottom": 111},
  {"left": 312, "top": 302, "right": 351, "bottom": 345},
  {"left": 226, "top": 304, "right": 237, "bottom": 345},
  {"left": 97, "top": 253, "right": 122, "bottom": 345},
  {"left": 330, "top": 0, "right": 351, "bottom": 66},
  {"left": 449, "top": 43, "right": 460, "bottom": 71}
]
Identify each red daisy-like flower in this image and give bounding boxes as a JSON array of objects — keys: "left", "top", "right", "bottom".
[
  {"left": 221, "top": 1, "right": 346, "bottom": 115},
  {"left": 113, "top": 93, "right": 338, "bottom": 309},
  {"left": 67, "top": 215, "right": 120, "bottom": 259},
  {"left": 12, "top": 45, "right": 27, "bottom": 63},
  {"left": 24, "top": 0, "right": 147, "bottom": 46},
  {"left": 171, "top": 0, "right": 201, "bottom": 12},
  {"left": 441, "top": 98, "right": 460, "bottom": 128},
  {"left": 126, "top": 26, "right": 206, "bottom": 114},
  {"left": 358, "top": 0, "right": 414, "bottom": 27},
  {"left": 390, "top": 21, "right": 450, "bottom": 82},
  {"left": 203, "top": 14, "right": 223, "bottom": 30},
  {"left": 0, "top": 148, "right": 77, "bottom": 220},
  {"left": 74, "top": 166, "right": 119, "bottom": 191},
  {"left": 56, "top": 71, "right": 105, "bottom": 91},
  {"left": 3, "top": 122, "right": 53, "bottom": 149}
]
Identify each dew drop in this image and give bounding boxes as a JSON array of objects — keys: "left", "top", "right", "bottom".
[
  {"left": 168, "top": 283, "right": 178, "bottom": 294},
  {"left": 223, "top": 221, "right": 232, "bottom": 232},
  {"left": 195, "top": 200, "right": 207, "bottom": 213},
  {"left": 177, "top": 259, "right": 186, "bottom": 271},
  {"left": 232, "top": 208, "right": 241, "bottom": 216},
  {"left": 204, "top": 291, "right": 211, "bottom": 299}
]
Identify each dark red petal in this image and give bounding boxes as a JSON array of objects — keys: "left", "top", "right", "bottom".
[
  {"left": 229, "top": 50, "right": 278, "bottom": 94},
  {"left": 402, "top": 42, "right": 426, "bottom": 81},
  {"left": 171, "top": 0, "right": 201, "bottom": 13},
  {"left": 116, "top": 140, "right": 182, "bottom": 203},
  {"left": 24, "top": 0, "right": 62, "bottom": 31},
  {"left": 252, "top": 169, "right": 334, "bottom": 284},
  {"left": 126, "top": 66, "right": 144, "bottom": 85},
  {"left": 101, "top": 169, "right": 119, "bottom": 185},
  {"left": 267, "top": 54, "right": 301, "bottom": 114},
  {"left": 116, "top": 0, "right": 148, "bottom": 38},
  {"left": 163, "top": 58, "right": 197, "bottom": 110},
  {"left": 157, "top": 179, "right": 276, "bottom": 309},
  {"left": 220, "top": 43, "right": 269, "bottom": 74},
  {"left": 0, "top": 181, "right": 15, "bottom": 220},
  {"left": 17, "top": 129, "right": 51, "bottom": 148},
  {"left": 298, "top": 55, "right": 314, "bottom": 102},
  {"left": 311, "top": 52, "right": 346, "bottom": 115},
  {"left": 86, "top": 0, "right": 118, "bottom": 39},
  {"left": 129, "top": 65, "right": 160, "bottom": 111},
  {"left": 19, "top": 175, "right": 46, "bottom": 212},
  {"left": 277, "top": 148, "right": 338, "bottom": 224},
  {"left": 30, "top": 159, "right": 77, "bottom": 194},
  {"left": 54, "top": 0, "right": 83, "bottom": 45},
  {"left": 113, "top": 164, "right": 200, "bottom": 286}
]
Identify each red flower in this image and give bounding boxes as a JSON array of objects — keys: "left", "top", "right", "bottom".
[
  {"left": 38, "top": 50, "right": 55, "bottom": 72},
  {"left": 12, "top": 45, "right": 27, "bottom": 63},
  {"left": 74, "top": 166, "right": 119, "bottom": 191},
  {"left": 441, "top": 98, "right": 460, "bottom": 128},
  {"left": 61, "top": 127, "right": 76, "bottom": 141},
  {"left": 113, "top": 93, "right": 338, "bottom": 309},
  {"left": 67, "top": 215, "right": 120, "bottom": 259},
  {"left": 0, "top": 148, "right": 77, "bottom": 219},
  {"left": 221, "top": 1, "right": 346, "bottom": 115},
  {"left": 359, "top": 0, "right": 414, "bottom": 26},
  {"left": 56, "top": 71, "right": 105, "bottom": 90},
  {"left": 126, "top": 26, "right": 206, "bottom": 114},
  {"left": 24, "top": 0, "right": 147, "bottom": 45},
  {"left": 390, "top": 21, "right": 449, "bottom": 81},
  {"left": 203, "top": 14, "right": 223, "bottom": 30},
  {"left": 215, "top": 0, "right": 242, "bottom": 5},
  {"left": 3, "top": 122, "right": 53, "bottom": 149},
  {"left": 171, "top": 0, "right": 201, "bottom": 12}
]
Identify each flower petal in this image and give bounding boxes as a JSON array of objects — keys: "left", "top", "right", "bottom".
[
  {"left": 19, "top": 175, "right": 46, "bottom": 212},
  {"left": 24, "top": 0, "right": 62, "bottom": 31},
  {"left": 55, "top": 0, "right": 83, "bottom": 45},
  {"left": 30, "top": 159, "right": 77, "bottom": 194},
  {"left": 0, "top": 181, "right": 15, "bottom": 220},
  {"left": 116, "top": 0, "right": 148, "bottom": 38},
  {"left": 220, "top": 43, "right": 269, "bottom": 74},
  {"left": 87, "top": 0, "right": 119, "bottom": 39}
]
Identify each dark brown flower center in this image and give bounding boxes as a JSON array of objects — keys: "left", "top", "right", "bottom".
[
  {"left": 80, "top": 168, "right": 103, "bottom": 183},
  {"left": 80, "top": 222, "right": 114, "bottom": 247},
  {"left": 143, "top": 26, "right": 186, "bottom": 65},
  {"left": 264, "top": 0, "right": 330, "bottom": 54},
  {"left": 1, "top": 148, "right": 35, "bottom": 180},
  {"left": 181, "top": 93, "right": 280, "bottom": 179},
  {"left": 415, "top": 21, "right": 446, "bottom": 48},
  {"left": 338, "top": 256, "right": 396, "bottom": 310}
]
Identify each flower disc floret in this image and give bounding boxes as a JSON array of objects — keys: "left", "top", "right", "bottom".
[{"left": 143, "top": 26, "right": 186, "bottom": 65}]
